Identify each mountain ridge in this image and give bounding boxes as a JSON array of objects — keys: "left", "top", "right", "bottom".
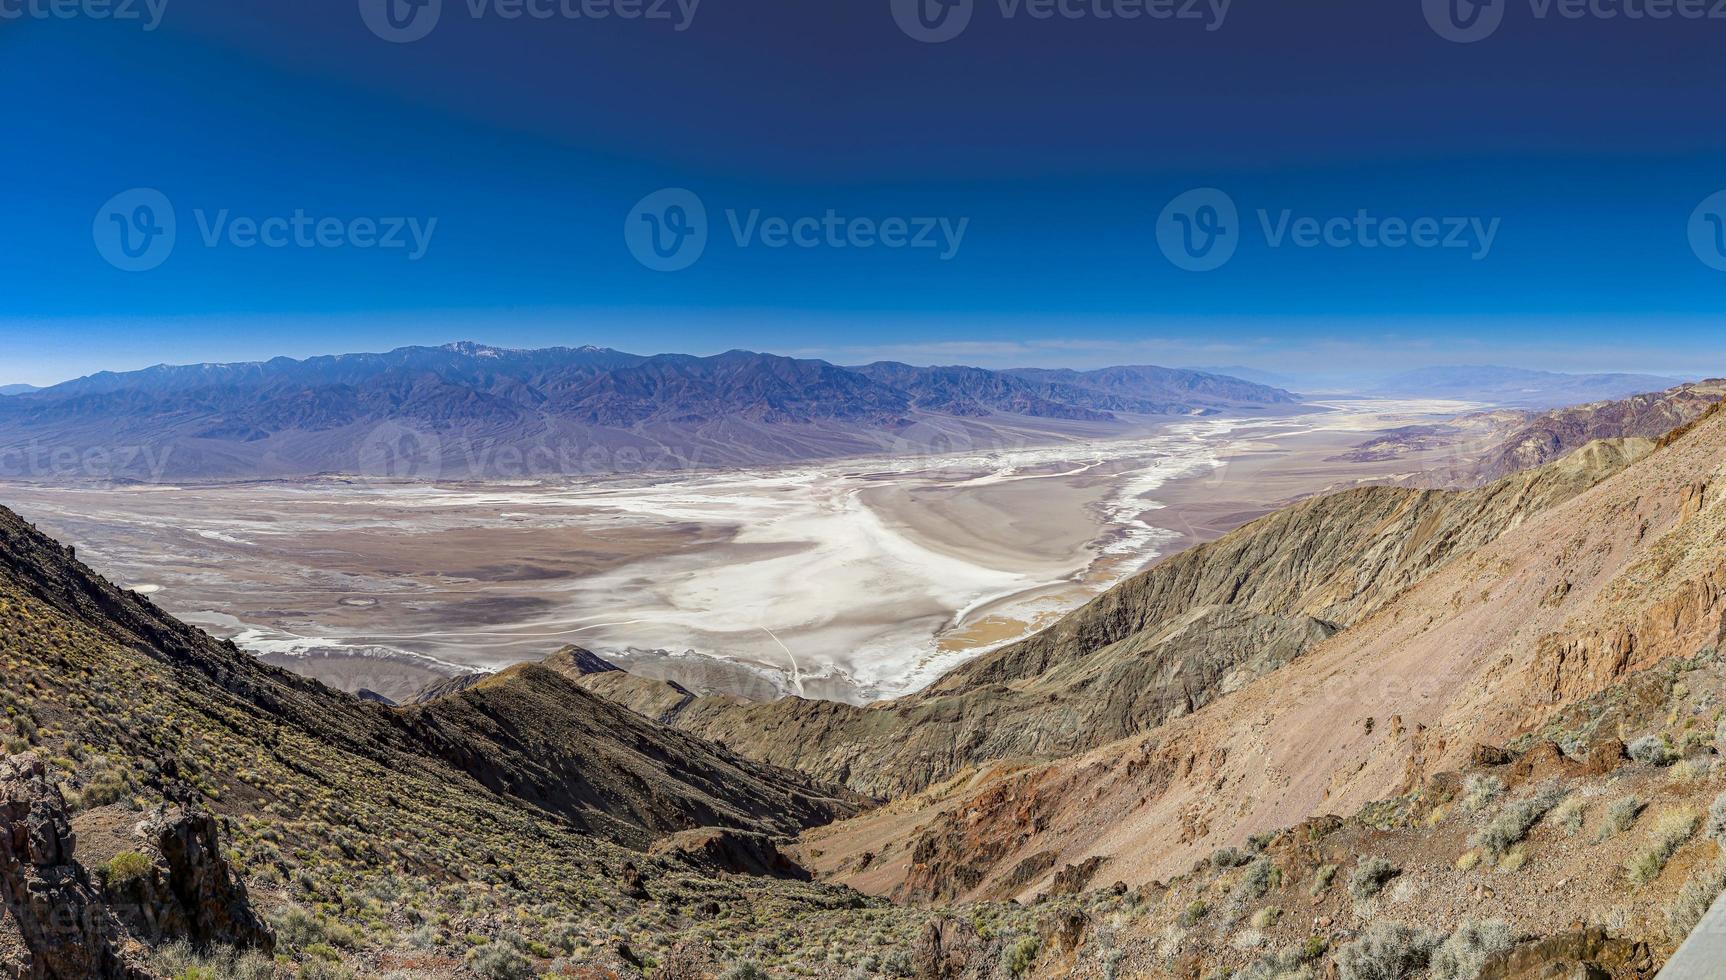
[{"left": 0, "top": 343, "right": 1298, "bottom": 480}]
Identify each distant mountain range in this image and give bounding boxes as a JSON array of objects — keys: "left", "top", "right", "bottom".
[
  {"left": 0, "top": 385, "right": 39, "bottom": 396},
  {"left": 1372, "top": 365, "right": 1680, "bottom": 406},
  {"left": 0, "top": 343, "right": 1298, "bottom": 481}
]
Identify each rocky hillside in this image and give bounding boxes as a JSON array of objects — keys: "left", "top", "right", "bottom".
[
  {"left": 791, "top": 393, "right": 1726, "bottom": 918},
  {"left": 0, "top": 344, "right": 1295, "bottom": 480},
  {"left": 607, "top": 437, "right": 1652, "bottom": 798},
  {"left": 0, "top": 504, "right": 965, "bottom": 978}
]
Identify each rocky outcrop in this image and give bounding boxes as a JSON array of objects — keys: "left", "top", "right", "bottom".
[
  {"left": 105, "top": 808, "right": 272, "bottom": 953},
  {"left": 910, "top": 916, "right": 994, "bottom": 980},
  {"left": 647, "top": 829, "right": 810, "bottom": 880},
  {"left": 0, "top": 755, "right": 149, "bottom": 980}
]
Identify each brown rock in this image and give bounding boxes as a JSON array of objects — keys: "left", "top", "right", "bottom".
[
  {"left": 105, "top": 806, "right": 272, "bottom": 953},
  {"left": 0, "top": 754, "right": 151, "bottom": 980},
  {"left": 911, "top": 916, "right": 989, "bottom": 980}
]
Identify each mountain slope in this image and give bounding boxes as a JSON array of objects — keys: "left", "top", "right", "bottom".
[
  {"left": 803, "top": 396, "right": 1726, "bottom": 909},
  {"left": 0, "top": 344, "right": 1297, "bottom": 480},
  {"left": 0, "top": 504, "right": 934, "bottom": 977},
  {"left": 602, "top": 436, "right": 1651, "bottom": 798}
]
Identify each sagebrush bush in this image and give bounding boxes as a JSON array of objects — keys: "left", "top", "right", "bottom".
[
  {"left": 1627, "top": 808, "right": 1700, "bottom": 885},
  {"left": 1667, "top": 852, "right": 1726, "bottom": 939},
  {"left": 1429, "top": 920, "right": 1512, "bottom": 980},
  {"left": 1461, "top": 775, "right": 1503, "bottom": 812},
  {"left": 1309, "top": 864, "right": 1337, "bottom": 896},
  {"left": 466, "top": 943, "right": 535, "bottom": 980},
  {"left": 1470, "top": 785, "right": 1566, "bottom": 859},
  {"left": 1707, "top": 791, "right": 1726, "bottom": 841},
  {"left": 1335, "top": 920, "right": 1444, "bottom": 980},
  {"left": 1349, "top": 857, "right": 1400, "bottom": 901},
  {"left": 1551, "top": 796, "right": 1588, "bottom": 836},
  {"left": 1599, "top": 796, "right": 1645, "bottom": 840},
  {"left": 1628, "top": 734, "right": 1678, "bottom": 767},
  {"left": 1213, "top": 846, "right": 1253, "bottom": 869},
  {"left": 1236, "top": 857, "right": 1282, "bottom": 902}
]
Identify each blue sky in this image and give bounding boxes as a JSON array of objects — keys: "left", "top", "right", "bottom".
[{"left": 3, "top": 0, "right": 1726, "bottom": 385}]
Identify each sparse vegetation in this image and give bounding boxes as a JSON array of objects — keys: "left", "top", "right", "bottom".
[
  {"left": 1178, "top": 900, "right": 1211, "bottom": 927},
  {"left": 1552, "top": 796, "right": 1588, "bottom": 835},
  {"left": 1628, "top": 734, "right": 1678, "bottom": 767},
  {"left": 1429, "top": 920, "right": 1513, "bottom": 980},
  {"left": 1460, "top": 774, "right": 1503, "bottom": 812},
  {"left": 1334, "top": 920, "right": 1444, "bottom": 980},
  {"left": 1309, "top": 864, "right": 1338, "bottom": 896},
  {"left": 466, "top": 942, "right": 534, "bottom": 980},
  {"left": 1002, "top": 935, "right": 1040, "bottom": 977},
  {"left": 1707, "top": 791, "right": 1726, "bottom": 841},
  {"left": 1349, "top": 857, "right": 1400, "bottom": 901},
  {"left": 1627, "top": 807, "right": 1701, "bottom": 885},
  {"left": 1470, "top": 784, "right": 1566, "bottom": 860},
  {"left": 1599, "top": 796, "right": 1645, "bottom": 840},
  {"left": 1667, "top": 851, "right": 1726, "bottom": 939},
  {"left": 100, "top": 851, "right": 153, "bottom": 889},
  {"left": 1212, "top": 846, "right": 1254, "bottom": 869}
]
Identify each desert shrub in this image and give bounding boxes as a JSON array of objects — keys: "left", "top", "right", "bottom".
[
  {"left": 295, "top": 961, "right": 353, "bottom": 980},
  {"left": 1667, "top": 852, "right": 1726, "bottom": 939},
  {"left": 1213, "top": 846, "right": 1254, "bottom": 869},
  {"left": 1599, "top": 796, "right": 1645, "bottom": 840},
  {"left": 1471, "top": 785, "right": 1566, "bottom": 859},
  {"left": 1177, "top": 900, "right": 1210, "bottom": 927},
  {"left": 1627, "top": 808, "right": 1701, "bottom": 885},
  {"left": 1252, "top": 906, "right": 1283, "bottom": 929},
  {"left": 1309, "top": 864, "right": 1338, "bottom": 896},
  {"left": 1707, "top": 791, "right": 1726, "bottom": 841},
  {"left": 718, "top": 965, "right": 769, "bottom": 980},
  {"left": 1628, "top": 735, "right": 1678, "bottom": 767},
  {"left": 1238, "top": 948, "right": 1313, "bottom": 980},
  {"left": 1002, "top": 936, "right": 1040, "bottom": 977},
  {"left": 1551, "top": 796, "right": 1587, "bottom": 835},
  {"left": 1671, "top": 758, "right": 1709, "bottom": 784},
  {"left": 1430, "top": 920, "right": 1512, "bottom": 980},
  {"left": 466, "top": 943, "right": 534, "bottom": 980},
  {"left": 1716, "top": 714, "right": 1726, "bottom": 755},
  {"left": 1236, "top": 857, "right": 1283, "bottom": 902},
  {"left": 1334, "top": 920, "right": 1444, "bottom": 980},
  {"left": 1349, "top": 857, "right": 1400, "bottom": 901},
  {"left": 1455, "top": 851, "right": 1481, "bottom": 872},
  {"left": 1461, "top": 775, "right": 1502, "bottom": 812},
  {"left": 101, "top": 851, "right": 153, "bottom": 889}
]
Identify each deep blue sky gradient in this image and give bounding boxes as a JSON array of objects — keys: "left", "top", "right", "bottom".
[{"left": 3, "top": 0, "right": 1725, "bottom": 383}]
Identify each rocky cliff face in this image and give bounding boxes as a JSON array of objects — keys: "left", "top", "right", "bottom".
[{"left": 0, "top": 755, "right": 149, "bottom": 980}]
